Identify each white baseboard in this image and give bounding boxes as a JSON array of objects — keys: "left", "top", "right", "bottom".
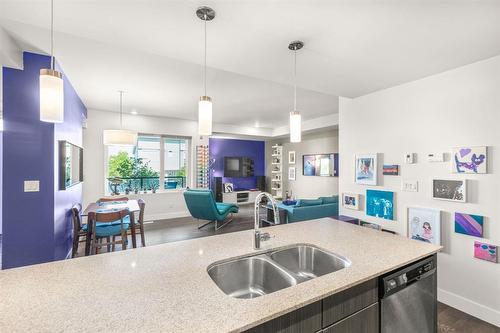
[
  {"left": 144, "top": 211, "right": 190, "bottom": 222},
  {"left": 438, "top": 288, "right": 500, "bottom": 328}
]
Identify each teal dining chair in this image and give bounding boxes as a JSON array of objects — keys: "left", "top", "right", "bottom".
[
  {"left": 183, "top": 189, "right": 239, "bottom": 230},
  {"left": 89, "top": 209, "right": 131, "bottom": 255}
]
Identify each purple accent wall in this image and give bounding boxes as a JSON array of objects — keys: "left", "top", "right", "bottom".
[
  {"left": 2, "top": 52, "right": 86, "bottom": 269},
  {"left": 209, "top": 138, "right": 265, "bottom": 190}
]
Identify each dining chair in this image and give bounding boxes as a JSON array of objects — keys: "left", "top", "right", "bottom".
[
  {"left": 89, "top": 209, "right": 130, "bottom": 255},
  {"left": 71, "top": 204, "right": 87, "bottom": 257},
  {"left": 129, "top": 199, "right": 146, "bottom": 247}
]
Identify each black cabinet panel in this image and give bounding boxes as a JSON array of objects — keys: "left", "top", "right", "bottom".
[
  {"left": 243, "top": 301, "right": 322, "bottom": 333},
  {"left": 322, "top": 278, "right": 378, "bottom": 327},
  {"left": 322, "top": 303, "right": 379, "bottom": 333}
]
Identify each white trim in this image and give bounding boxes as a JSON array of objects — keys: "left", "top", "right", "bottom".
[{"left": 438, "top": 288, "right": 500, "bottom": 328}]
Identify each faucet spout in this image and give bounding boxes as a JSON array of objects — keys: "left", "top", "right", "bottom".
[{"left": 254, "top": 192, "right": 280, "bottom": 249}]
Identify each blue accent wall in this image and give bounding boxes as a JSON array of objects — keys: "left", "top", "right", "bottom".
[
  {"left": 209, "top": 138, "right": 265, "bottom": 190},
  {"left": 2, "top": 52, "right": 86, "bottom": 269}
]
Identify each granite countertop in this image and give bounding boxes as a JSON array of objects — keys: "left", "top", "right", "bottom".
[{"left": 0, "top": 218, "right": 441, "bottom": 332}]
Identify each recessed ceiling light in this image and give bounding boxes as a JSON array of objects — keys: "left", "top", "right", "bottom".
[{"left": 131, "top": 110, "right": 138, "bottom": 115}]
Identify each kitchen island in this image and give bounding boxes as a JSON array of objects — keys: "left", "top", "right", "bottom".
[{"left": 0, "top": 218, "right": 441, "bottom": 332}]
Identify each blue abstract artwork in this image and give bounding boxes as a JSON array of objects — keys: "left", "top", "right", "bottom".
[
  {"left": 366, "top": 190, "right": 394, "bottom": 220},
  {"left": 452, "top": 146, "right": 487, "bottom": 174}
]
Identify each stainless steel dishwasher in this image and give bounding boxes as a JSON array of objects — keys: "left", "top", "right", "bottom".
[{"left": 380, "top": 255, "right": 437, "bottom": 333}]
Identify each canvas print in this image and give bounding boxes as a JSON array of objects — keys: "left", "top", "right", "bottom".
[
  {"left": 288, "top": 167, "right": 296, "bottom": 181},
  {"left": 288, "top": 151, "right": 296, "bottom": 164},
  {"left": 366, "top": 190, "right": 394, "bottom": 220},
  {"left": 343, "top": 193, "right": 359, "bottom": 210},
  {"left": 474, "top": 241, "right": 497, "bottom": 263},
  {"left": 303, "top": 154, "right": 338, "bottom": 177},
  {"left": 408, "top": 207, "right": 441, "bottom": 245},
  {"left": 455, "top": 212, "right": 483, "bottom": 237},
  {"left": 452, "top": 146, "right": 487, "bottom": 174},
  {"left": 383, "top": 164, "right": 399, "bottom": 176},
  {"left": 432, "top": 179, "right": 467, "bottom": 202},
  {"left": 360, "top": 221, "right": 381, "bottom": 230},
  {"left": 355, "top": 154, "right": 377, "bottom": 185}
]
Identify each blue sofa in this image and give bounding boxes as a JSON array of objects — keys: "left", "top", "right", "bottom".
[{"left": 278, "top": 196, "right": 339, "bottom": 223}]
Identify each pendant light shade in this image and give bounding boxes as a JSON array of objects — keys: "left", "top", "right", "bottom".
[
  {"left": 40, "top": 0, "right": 64, "bottom": 123},
  {"left": 196, "top": 6, "right": 215, "bottom": 136},
  {"left": 289, "top": 111, "right": 302, "bottom": 143},
  {"left": 198, "top": 95, "right": 212, "bottom": 136},
  {"left": 103, "top": 91, "right": 137, "bottom": 146},
  {"left": 40, "top": 69, "right": 64, "bottom": 123},
  {"left": 288, "top": 41, "right": 304, "bottom": 143}
]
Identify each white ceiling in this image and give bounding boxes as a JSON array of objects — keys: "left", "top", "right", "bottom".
[{"left": 1, "top": 0, "right": 499, "bottom": 128}]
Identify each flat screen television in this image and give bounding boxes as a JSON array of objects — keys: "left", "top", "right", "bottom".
[{"left": 224, "top": 157, "right": 254, "bottom": 177}]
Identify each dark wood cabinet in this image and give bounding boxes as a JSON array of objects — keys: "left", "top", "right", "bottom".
[
  {"left": 322, "top": 303, "right": 379, "bottom": 333},
  {"left": 243, "top": 301, "right": 322, "bottom": 333},
  {"left": 322, "top": 278, "right": 378, "bottom": 327}
]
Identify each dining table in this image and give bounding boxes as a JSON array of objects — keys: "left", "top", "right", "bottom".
[{"left": 82, "top": 199, "right": 141, "bottom": 255}]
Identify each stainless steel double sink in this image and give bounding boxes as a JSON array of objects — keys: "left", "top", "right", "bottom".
[{"left": 207, "top": 244, "right": 351, "bottom": 299}]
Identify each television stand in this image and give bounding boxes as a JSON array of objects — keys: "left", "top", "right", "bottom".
[{"left": 222, "top": 190, "right": 261, "bottom": 205}]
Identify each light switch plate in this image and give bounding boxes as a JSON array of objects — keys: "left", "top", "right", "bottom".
[
  {"left": 24, "top": 180, "right": 40, "bottom": 192},
  {"left": 404, "top": 153, "right": 416, "bottom": 164},
  {"left": 401, "top": 180, "right": 418, "bottom": 192},
  {"left": 427, "top": 152, "right": 444, "bottom": 162}
]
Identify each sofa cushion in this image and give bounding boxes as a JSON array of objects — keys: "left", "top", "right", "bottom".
[
  {"left": 319, "top": 196, "right": 338, "bottom": 205},
  {"left": 298, "top": 199, "right": 323, "bottom": 207}
]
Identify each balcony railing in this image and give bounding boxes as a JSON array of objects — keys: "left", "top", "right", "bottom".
[{"left": 107, "top": 176, "right": 186, "bottom": 194}]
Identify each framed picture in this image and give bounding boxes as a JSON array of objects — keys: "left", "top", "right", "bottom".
[
  {"left": 288, "top": 151, "right": 296, "bottom": 164},
  {"left": 432, "top": 179, "right": 467, "bottom": 202},
  {"left": 342, "top": 193, "right": 359, "bottom": 210},
  {"left": 360, "top": 221, "right": 381, "bottom": 230},
  {"left": 303, "top": 153, "right": 338, "bottom": 177},
  {"left": 408, "top": 207, "right": 441, "bottom": 245},
  {"left": 474, "top": 241, "right": 497, "bottom": 263},
  {"left": 383, "top": 164, "right": 399, "bottom": 176},
  {"left": 366, "top": 189, "right": 394, "bottom": 220},
  {"left": 355, "top": 154, "right": 377, "bottom": 185},
  {"left": 455, "top": 212, "right": 484, "bottom": 237},
  {"left": 288, "top": 167, "right": 296, "bottom": 181},
  {"left": 452, "top": 146, "right": 487, "bottom": 174}
]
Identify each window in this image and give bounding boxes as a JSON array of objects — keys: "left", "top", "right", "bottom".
[{"left": 106, "top": 134, "right": 190, "bottom": 193}]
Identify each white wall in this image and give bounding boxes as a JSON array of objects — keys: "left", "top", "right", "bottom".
[
  {"left": 339, "top": 56, "right": 500, "bottom": 326},
  {"left": 267, "top": 130, "right": 339, "bottom": 199},
  {"left": 83, "top": 109, "right": 207, "bottom": 220}
]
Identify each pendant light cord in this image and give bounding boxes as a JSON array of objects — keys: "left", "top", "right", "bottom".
[
  {"left": 50, "top": 0, "right": 55, "bottom": 70},
  {"left": 293, "top": 47, "right": 297, "bottom": 111},
  {"left": 204, "top": 15, "right": 207, "bottom": 97},
  {"left": 119, "top": 91, "right": 124, "bottom": 128}
]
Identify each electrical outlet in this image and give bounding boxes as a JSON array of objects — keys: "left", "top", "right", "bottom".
[
  {"left": 404, "top": 153, "right": 416, "bottom": 164},
  {"left": 401, "top": 180, "right": 418, "bottom": 192},
  {"left": 24, "top": 180, "right": 40, "bottom": 192}
]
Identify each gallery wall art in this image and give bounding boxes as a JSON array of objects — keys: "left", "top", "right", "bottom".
[
  {"left": 288, "top": 151, "right": 296, "bottom": 164},
  {"left": 303, "top": 153, "right": 338, "bottom": 177},
  {"left": 383, "top": 164, "right": 399, "bottom": 176},
  {"left": 408, "top": 207, "right": 441, "bottom": 245},
  {"left": 455, "top": 212, "right": 484, "bottom": 237},
  {"left": 432, "top": 179, "right": 467, "bottom": 202},
  {"left": 452, "top": 146, "right": 487, "bottom": 174},
  {"left": 355, "top": 154, "right": 377, "bottom": 185},
  {"left": 366, "top": 189, "right": 394, "bottom": 220},
  {"left": 288, "top": 166, "right": 296, "bottom": 181},
  {"left": 343, "top": 193, "right": 360, "bottom": 210},
  {"left": 474, "top": 241, "right": 497, "bottom": 263}
]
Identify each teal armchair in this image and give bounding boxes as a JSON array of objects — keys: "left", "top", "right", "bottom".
[{"left": 183, "top": 189, "right": 239, "bottom": 230}]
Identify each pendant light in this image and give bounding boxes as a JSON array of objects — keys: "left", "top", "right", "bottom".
[
  {"left": 196, "top": 6, "right": 215, "bottom": 136},
  {"left": 40, "top": 0, "right": 64, "bottom": 123},
  {"left": 103, "top": 91, "right": 138, "bottom": 146},
  {"left": 289, "top": 41, "right": 304, "bottom": 143}
]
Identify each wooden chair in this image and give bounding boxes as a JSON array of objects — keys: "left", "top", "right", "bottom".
[
  {"left": 71, "top": 204, "right": 87, "bottom": 257},
  {"left": 98, "top": 196, "right": 129, "bottom": 203},
  {"left": 89, "top": 209, "right": 130, "bottom": 255},
  {"left": 130, "top": 199, "right": 146, "bottom": 247}
]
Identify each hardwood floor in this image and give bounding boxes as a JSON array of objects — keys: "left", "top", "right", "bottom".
[{"left": 73, "top": 207, "right": 500, "bottom": 333}]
